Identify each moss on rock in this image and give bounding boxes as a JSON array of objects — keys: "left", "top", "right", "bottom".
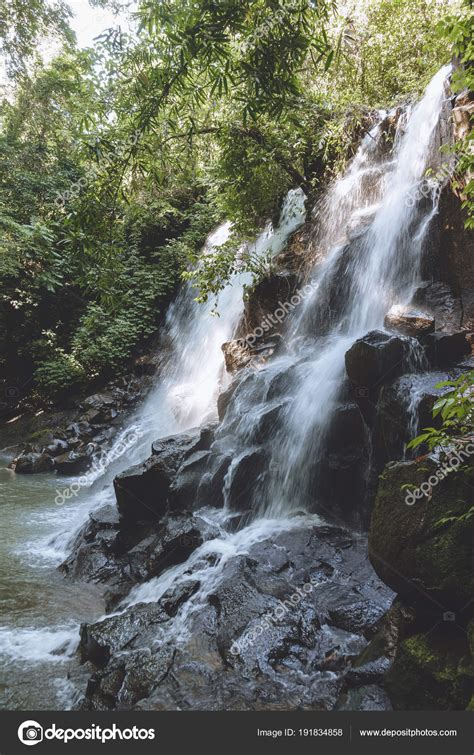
[
  {"left": 369, "top": 457, "right": 473, "bottom": 609},
  {"left": 385, "top": 628, "right": 473, "bottom": 710}
]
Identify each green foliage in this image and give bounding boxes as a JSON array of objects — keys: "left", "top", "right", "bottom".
[
  {"left": 408, "top": 372, "right": 474, "bottom": 452},
  {"left": 0, "top": 0, "right": 468, "bottom": 401},
  {"left": 326, "top": 0, "right": 457, "bottom": 108},
  {"left": 0, "top": 0, "right": 73, "bottom": 74},
  {"left": 439, "top": 1, "right": 474, "bottom": 229}
]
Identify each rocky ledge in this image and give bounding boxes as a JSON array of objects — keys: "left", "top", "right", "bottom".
[{"left": 76, "top": 520, "right": 394, "bottom": 711}]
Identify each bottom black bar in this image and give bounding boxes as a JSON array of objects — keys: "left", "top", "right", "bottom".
[{"left": 1, "top": 711, "right": 472, "bottom": 754}]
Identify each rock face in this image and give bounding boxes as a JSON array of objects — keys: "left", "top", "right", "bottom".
[
  {"left": 384, "top": 307, "right": 434, "bottom": 337},
  {"left": 236, "top": 271, "right": 299, "bottom": 344},
  {"left": 221, "top": 340, "right": 252, "bottom": 373},
  {"left": 77, "top": 522, "right": 394, "bottom": 711},
  {"left": 423, "top": 331, "right": 470, "bottom": 368},
  {"left": 114, "top": 428, "right": 211, "bottom": 525},
  {"left": 316, "top": 402, "right": 372, "bottom": 528},
  {"left": 345, "top": 331, "right": 411, "bottom": 387},
  {"left": 369, "top": 457, "right": 473, "bottom": 610}
]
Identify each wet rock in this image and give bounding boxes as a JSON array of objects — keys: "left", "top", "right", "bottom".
[
  {"left": 55, "top": 445, "right": 97, "bottom": 475},
  {"left": 196, "top": 452, "right": 232, "bottom": 508},
  {"left": 384, "top": 306, "right": 434, "bottom": 337},
  {"left": 44, "top": 438, "right": 69, "bottom": 456},
  {"left": 253, "top": 402, "right": 287, "bottom": 444},
  {"left": 160, "top": 580, "right": 200, "bottom": 617},
  {"left": 12, "top": 451, "right": 54, "bottom": 473},
  {"left": 345, "top": 330, "right": 410, "bottom": 387},
  {"left": 226, "top": 449, "right": 267, "bottom": 511},
  {"left": 128, "top": 516, "right": 204, "bottom": 582},
  {"left": 77, "top": 521, "right": 394, "bottom": 711},
  {"left": 84, "top": 646, "right": 175, "bottom": 710},
  {"left": 315, "top": 402, "right": 371, "bottom": 528},
  {"left": 328, "top": 599, "right": 387, "bottom": 638},
  {"left": 237, "top": 271, "right": 299, "bottom": 342},
  {"left": 221, "top": 340, "right": 252, "bottom": 373},
  {"left": 81, "top": 392, "right": 116, "bottom": 411},
  {"left": 168, "top": 450, "right": 212, "bottom": 511},
  {"left": 80, "top": 602, "right": 170, "bottom": 667},
  {"left": 345, "top": 656, "right": 391, "bottom": 686},
  {"left": 59, "top": 504, "right": 129, "bottom": 596},
  {"left": 336, "top": 684, "right": 392, "bottom": 711},
  {"left": 412, "top": 282, "right": 463, "bottom": 332},
  {"left": 115, "top": 431, "right": 196, "bottom": 525},
  {"left": 423, "top": 331, "right": 470, "bottom": 368},
  {"left": 369, "top": 457, "right": 474, "bottom": 610}
]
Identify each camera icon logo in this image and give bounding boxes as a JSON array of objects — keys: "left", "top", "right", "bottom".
[{"left": 18, "top": 720, "right": 43, "bottom": 746}]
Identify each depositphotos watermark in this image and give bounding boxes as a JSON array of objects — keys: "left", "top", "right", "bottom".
[
  {"left": 236, "top": 281, "right": 317, "bottom": 349},
  {"left": 230, "top": 574, "right": 319, "bottom": 656},
  {"left": 404, "top": 442, "right": 474, "bottom": 505},
  {"left": 18, "top": 720, "right": 155, "bottom": 746},
  {"left": 54, "top": 428, "right": 143, "bottom": 506}
]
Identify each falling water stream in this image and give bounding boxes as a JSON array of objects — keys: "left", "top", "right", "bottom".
[{"left": 0, "top": 66, "right": 453, "bottom": 709}]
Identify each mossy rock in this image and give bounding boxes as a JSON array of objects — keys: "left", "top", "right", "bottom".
[
  {"left": 385, "top": 628, "right": 473, "bottom": 710},
  {"left": 369, "top": 458, "right": 473, "bottom": 610}
]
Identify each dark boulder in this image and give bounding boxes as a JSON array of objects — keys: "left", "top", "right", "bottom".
[
  {"left": 336, "top": 685, "right": 392, "bottom": 711},
  {"left": 196, "top": 452, "right": 232, "bottom": 509},
  {"left": 168, "top": 450, "right": 212, "bottom": 511},
  {"left": 412, "top": 282, "right": 463, "bottom": 332},
  {"left": 315, "top": 402, "right": 371, "bottom": 528},
  {"left": 80, "top": 602, "right": 170, "bottom": 667},
  {"left": 127, "top": 515, "right": 204, "bottom": 582},
  {"left": 345, "top": 330, "right": 410, "bottom": 387},
  {"left": 55, "top": 444, "right": 98, "bottom": 475},
  {"left": 423, "top": 331, "right": 470, "bottom": 368},
  {"left": 12, "top": 451, "right": 54, "bottom": 473},
  {"left": 115, "top": 430, "right": 200, "bottom": 525},
  {"left": 76, "top": 521, "right": 394, "bottom": 711}
]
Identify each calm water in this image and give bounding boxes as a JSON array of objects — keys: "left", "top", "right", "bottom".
[{"left": 0, "top": 459, "right": 104, "bottom": 710}]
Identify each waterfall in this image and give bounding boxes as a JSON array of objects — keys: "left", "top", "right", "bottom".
[
  {"left": 254, "top": 64, "right": 452, "bottom": 519},
  {"left": 0, "top": 65, "right": 454, "bottom": 709},
  {"left": 124, "top": 65, "right": 453, "bottom": 624}
]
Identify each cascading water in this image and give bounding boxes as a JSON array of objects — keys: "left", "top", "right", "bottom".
[
  {"left": 0, "top": 188, "right": 306, "bottom": 709},
  {"left": 259, "top": 64, "right": 452, "bottom": 518}
]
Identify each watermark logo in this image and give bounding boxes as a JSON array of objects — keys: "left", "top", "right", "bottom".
[
  {"left": 18, "top": 721, "right": 43, "bottom": 746},
  {"left": 404, "top": 442, "right": 474, "bottom": 505},
  {"left": 18, "top": 722, "right": 156, "bottom": 745}
]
